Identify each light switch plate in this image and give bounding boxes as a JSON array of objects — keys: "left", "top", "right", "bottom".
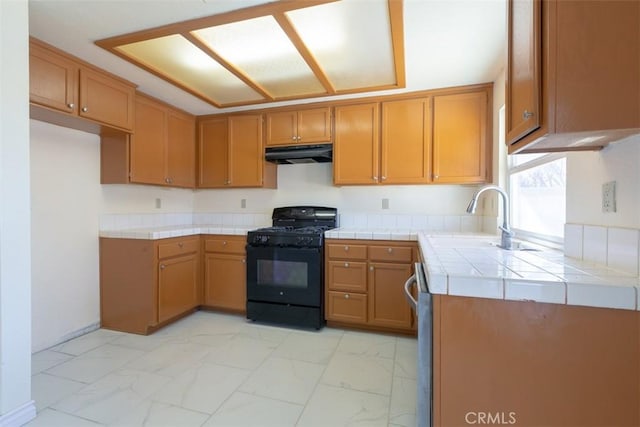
[{"left": 602, "top": 181, "right": 616, "bottom": 213}]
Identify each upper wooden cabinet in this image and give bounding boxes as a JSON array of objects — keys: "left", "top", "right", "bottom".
[
  {"left": 129, "top": 94, "right": 196, "bottom": 188},
  {"left": 266, "top": 107, "right": 332, "bottom": 146},
  {"left": 29, "top": 38, "right": 135, "bottom": 132},
  {"left": 198, "top": 114, "right": 277, "bottom": 188},
  {"left": 507, "top": 0, "right": 640, "bottom": 153},
  {"left": 432, "top": 91, "right": 489, "bottom": 184}
]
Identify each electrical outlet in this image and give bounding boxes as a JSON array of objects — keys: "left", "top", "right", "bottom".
[
  {"left": 602, "top": 181, "right": 616, "bottom": 213},
  {"left": 382, "top": 198, "right": 389, "bottom": 210},
  {"left": 241, "top": 199, "right": 247, "bottom": 209},
  {"left": 155, "top": 198, "right": 161, "bottom": 209}
]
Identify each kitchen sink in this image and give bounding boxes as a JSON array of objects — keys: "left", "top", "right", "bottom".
[{"left": 426, "top": 236, "right": 541, "bottom": 251}]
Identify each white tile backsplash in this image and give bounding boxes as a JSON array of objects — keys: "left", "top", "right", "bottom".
[
  {"left": 582, "top": 225, "right": 608, "bottom": 265},
  {"left": 564, "top": 224, "right": 583, "bottom": 259},
  {"left": 606, "top": 228, "right": 639, "bottom": 275}
]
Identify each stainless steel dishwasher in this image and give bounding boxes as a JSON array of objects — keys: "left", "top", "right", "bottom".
[{"left": 404, "top": 262, "right": 432, "bottom": 427}]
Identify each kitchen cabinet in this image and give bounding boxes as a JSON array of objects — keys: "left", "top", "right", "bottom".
[
  {"left": 433, "top": 295, "right": 640, "bottom": 426},
  {"left": 265, "top": 107, "right": 332, "bottom": 146},
  {"left": 506, "top": 0, "right": 640, "bottom": 153},
  {"left": 198, "top": 114, "right": 277, "bottom": 188},
  {"left": 432, "top": 90, "right": 489, "bottom": 183},
  {"left": 29, "top": 38, "right": 135, "bottom": 132},
  {"left": 129, "top": 94, "right": 196, "bottom": 188},
  {"left": 202, "top": 235, "right": 246, "bottom": 312},
  {"left": 325, "top": 239, "right": 416, "bottom": 333},
  {"left": 100, "top": 236, "right": 201, "bottom": 335}
]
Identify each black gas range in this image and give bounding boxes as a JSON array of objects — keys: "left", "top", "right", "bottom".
[{"left": 246, "top": 206, "right": 338, "bottom": 329}]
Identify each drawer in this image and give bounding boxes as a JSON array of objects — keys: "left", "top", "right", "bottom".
[
  {"left": 204, "top": 238, "right": 246, "bottom": 254},
  {"left": 327, "top": 260, "right": 367, "bottom": 292},
  {"left": 327, "top": 244, "right": 367, "bottom": 260},
  {"left": 368, "top": 245, "right": 413, "bottom": 263},
  {"left": 326, "top": 291, "right": 367, "bottom": 324},
  {"left": 157, "top": 238, "right": 199, "bottom": 259}
]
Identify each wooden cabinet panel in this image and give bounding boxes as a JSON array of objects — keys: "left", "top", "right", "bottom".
[
  {"left": 130, "top": 96, "right": 166, "bottom": 185},
  {"left": 198, "top": 118, "right": 228, "bottom": 187},
  {"left": 158, "top": 238, "right": 199, "bottom": 259},
  {"left": 158, "top": 254, "right": 199, "bottom": 323},
  {"left": 203, "top": 253, "right": 246, "bottom": 311},
  {"left": 266, "top": 111, "right": 297, "bottom": 146},
  {"left": 334, "top": 103, "right": 379, "bottom": 185},
  {"left": 266, "top": 107, "right": 331, "bottom": 146},
  {"left": 204, "top": 238, "right": 245, "bottom": 254},
  {"left": 368, "top": 245, "right": 413, "bottom": 263},
  {"left": 79, "top": 67, "right": 135, "bottom": 131},
  {"left": 381, "top": 98, "right": 432, "bottom": 184},
  {"left": 327, "top": 261, "right": 368, "bottom": 293},
  {"left": 327, "top": 244, "right": 367, "bottom": 261},
  {"left": 29, "top": 42, "right": 77, "bottom": 114},
  {"left": 229, "top": 115, "right": 264, "bottom": 187},
  {"left": 326, "top": 291, "right": 367, "bottom": 324},
  {"left": 167, "top": 110, "right": 196, "bottom": 188},
  {"left": 432, "top": 91, "right": 488, "bottom": 183},
  {"left": 368, "top": 262, "right": 413, "bottom": 330}
]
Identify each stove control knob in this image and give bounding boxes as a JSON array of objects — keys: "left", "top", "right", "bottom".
[{"left": 253, "top": 235, "right": 269, "bottom": 245}]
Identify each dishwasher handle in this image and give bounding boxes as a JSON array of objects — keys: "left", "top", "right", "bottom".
[{"left": 404, "top": 273, "right": 418, "bottom": 312}]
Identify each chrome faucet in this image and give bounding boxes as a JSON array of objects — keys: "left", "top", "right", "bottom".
[{"left": 466, "top": 185, "right": 515, "bottom": 250}]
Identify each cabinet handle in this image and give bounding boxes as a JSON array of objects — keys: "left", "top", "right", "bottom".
[
  {"left": 523, "top": 110, "right": 534, "bottom": 120},
  {"left": 344, "top": 262, "right": 349, "bottom": 268},
  {"left": 344, "top": 293, "right": 350, "bottom": 299},
  {"left": 223, "top": 241, "right": 227, "bottom": 245},
  {"left": 297, "top": 136, "right": 302, "bottom": 141},
  {"left": 165, "top": 178, "right": 170, "bottom": 184},
  {"left": 67, "top": 103, "right": 74, "bottom": 109},
  {"left": 81, "top": 107, "right": 88, "bottom": 113},
  {"left": 344, "top": 245, "right": 349, "bottom": 251},
  {"left": 372, "top": 176, "right": 378, "bottom": 182},
  {"left": 433, "top": 174, "right": 439, "bottom": 179},
  {"left": 225, "top": 180, "right": 231, "bottom": 185},
  {"left": 370, "top": 266, "right": 374, "bottom": 271},
  {"left": 178, "top": 242, "right": 183, "bottom": 248},
  {"left": 381, "top": 176, "right": 387, "bottom": 181},
  {"left": 387, "top": 248, "right": 393, "bottom": 254},
  {"left": 242, "top": 259, "right": 246, "bottom": 263},
  {"left": 160, "top": 264, "right": 166, "bottom": 270},
  {"left": 292, "top": 136, "right": 297, "bottom": 141}
]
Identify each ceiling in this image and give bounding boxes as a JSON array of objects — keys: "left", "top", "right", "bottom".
[{"left": 29, "top": 0, "right": 507, "bottom": 116}]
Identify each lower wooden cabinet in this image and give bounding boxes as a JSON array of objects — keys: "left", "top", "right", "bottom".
[
  {"left": 202, "top": 235, "right": 246, "bottom": 312},
  {"left": 325, "top": 239, "right": 417, "bottom": 333},
  {"left": 100, "top": 236, "right": 200, "bottom": 335}
]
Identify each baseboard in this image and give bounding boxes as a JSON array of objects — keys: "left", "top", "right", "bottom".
[
  {"left": 33, "top": 321, "right": 101, "bottom": 354},
  {"left": 0, "top": 400, "right": 36, "bottom": 427}
]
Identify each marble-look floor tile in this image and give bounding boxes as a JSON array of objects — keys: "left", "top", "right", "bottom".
[
  {"left": 203, "top": 334, "right": 278, "bottom": 370},
  {"left": 237, "top": 323, "right": 291, "bottom": 345},
  {"left": 297, "top": 384, "right": 389, "bottom": 427},
  {"left": 109, "top": 400, "right": 209, "bottom": 427},
  {"left": 110, "top": 332, "right": 180, "bottom": 353},
  {"left": 51, "top": 369, "right": 171, "bottom": 425},
  {"left": 394, "top": 338, "right": 418, "bottom": 380},
  {"left": 46, "top": 344, "right": 145, "bottom": 384},
  {"left": 152, "top": 362, "right": 250, "bottom": 414},
  {"left": 389, "top": 376, "right": 417, "bottom": 427},
  {"left": 32, "top": 349, "right": 73, "bottom": 375},
  {"left": 25, "top": 408, "right": 103, "bottom": 426},
  {"left": 321, "top": 353, "right": 393, "bottom": 396},
  {"left": 202, "top": 392, "right": 303, "bottom": 427},
  {"left": 271, "top": 332, "right": 340, "bottom": 364},
  {"left": 337, "top": 331, "right": 397, "bottom": 359},
  {"left": 52, "top": 329, "right": 123, "bottom": 356},
  {"left": 239, "top": 357, "right": 325, "bottom": 405},
  {"left": 125, "top": 341, "right": 211, "bottom": 377},
  {"left": 32, "top": 373, "right": 85, "bottom": 411}
]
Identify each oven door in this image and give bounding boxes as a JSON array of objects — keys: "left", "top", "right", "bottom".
[{"left": 246, "top": 245, "right": 323, "bottom": 307}]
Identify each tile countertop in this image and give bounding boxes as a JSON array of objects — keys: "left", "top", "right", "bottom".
[
  {"left": 418, "top": 232, "right": 640, "bottom": 312},
  {"left": 99, "top": 225, "right": 257, "bottom": 240}
]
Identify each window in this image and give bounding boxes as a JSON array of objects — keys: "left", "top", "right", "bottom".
[{"left": 508, "top": 153, "right": 566, "bottom": 244}]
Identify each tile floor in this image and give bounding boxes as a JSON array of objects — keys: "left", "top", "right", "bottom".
[{"left": 28, "top": 311, "right": 417, "bottom": 427}]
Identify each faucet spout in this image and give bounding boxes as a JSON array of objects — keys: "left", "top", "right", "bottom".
[{"left": 466, "top": 185, "right": 515, "bottom": 250}]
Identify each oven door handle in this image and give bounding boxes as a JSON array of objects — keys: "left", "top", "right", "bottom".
[{"left": 404, "top": 273, "right": 418, "bottom": 312}]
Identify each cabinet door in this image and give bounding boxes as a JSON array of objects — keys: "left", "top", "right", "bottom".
[
  {"left": 297, "top": 107, "right": 332, "bottom": 144},
  {"left": 326, "top": 291, "right": 367, "bottom": 325},
  {"left": 265, "top": 111, "right": 297, "bottom": 146},
  {"left": 203, "top": 253, "right": 246, "bottom": 311},
  {"left": 334, "top": 103, "right": 380, "bottom": 185},
  {"left": 158, "top": 254, "right": 199, "bottom": 323},
  {"left": 167, "top": 110, "right": 196, "bottom": 188},
  {"left": 432, "top": 91, "right": 488, "bottom": 184},
  {"left": 381, "top": 98, "right": 431, "bottom": 184},
  {"left": 506, "top": 0, "right": 541, "bottom": 145},
  {"left": 78, "top": 68, "right": 135, "bottom": 131},
  {"left": 130, "top": 96, "right": 166, "bottom": 185},
  {"left": 327, "top": 260, "right": 368, "bottom": 293},
  {"left": 228, "top": 115, "right": 264, "bottom": 187},
  {"left": 368, "top": 262, "right": 413, "bottom": 330},
  {"left": 29, "top": 42, "right": 77, "bottom": 114},
  {"left": 198, "top": 118, "right": 228, "bottom": 188}
]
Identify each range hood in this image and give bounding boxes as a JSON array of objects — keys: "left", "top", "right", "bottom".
[{"left": 265, "top": 144, "right": 332, "bottom": 164}]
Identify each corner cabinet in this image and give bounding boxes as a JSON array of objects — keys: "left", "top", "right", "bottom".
[
  {"left": 506, "top": 0, "right": 640, "bottom": 153},
  {"left": 100, "top": 236, "right": 201, "bottom": 335},
  {"left": 325, "top": 239, "right": 417, "bottom": 334},
  {"left": 198, "top": 114, "right": 277, "bottom": 188},
  {"left": 202, "top": 235, "right": 246, "bottom": 312},
  {"left": 265, "top": 107, "right": 332, "bottom": 146},
  {"left": 29, "top": 38, "right": 135, "bottom": 132}
]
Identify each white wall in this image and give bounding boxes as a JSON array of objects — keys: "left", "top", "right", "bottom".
[
  {"left": 566, "top": 134, "right": 640, "bottom": 229},
  {"left": 0, "top": 0, "right": 35, "bottom": 423}
]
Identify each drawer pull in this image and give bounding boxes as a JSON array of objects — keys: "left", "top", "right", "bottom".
[
  {"left": 344, "top": 294, "right": 350, "bottom": 299},
  {"left": 160, "top": 264, "right": 165, "bottom": 270},
  {"left": 387, "top": 248, "right": 393, "bottom": 254},
  {"left": 178, "top": 243, "right": 183, "bottom": 248},
  {"left": 344, "top": 246, "right": 349, "bottom": 251},
  {"left": 223, "top": 241, "right": 227, "bottom": 245},
  {"left": 370, "top": 266, "right": 374, "bottom": 271},
  {"left": 242, "top": 259, "right": 246, "bottom": 263},
  {"left": 344, "top": 262, "right": 349, "bottom": 268}
]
